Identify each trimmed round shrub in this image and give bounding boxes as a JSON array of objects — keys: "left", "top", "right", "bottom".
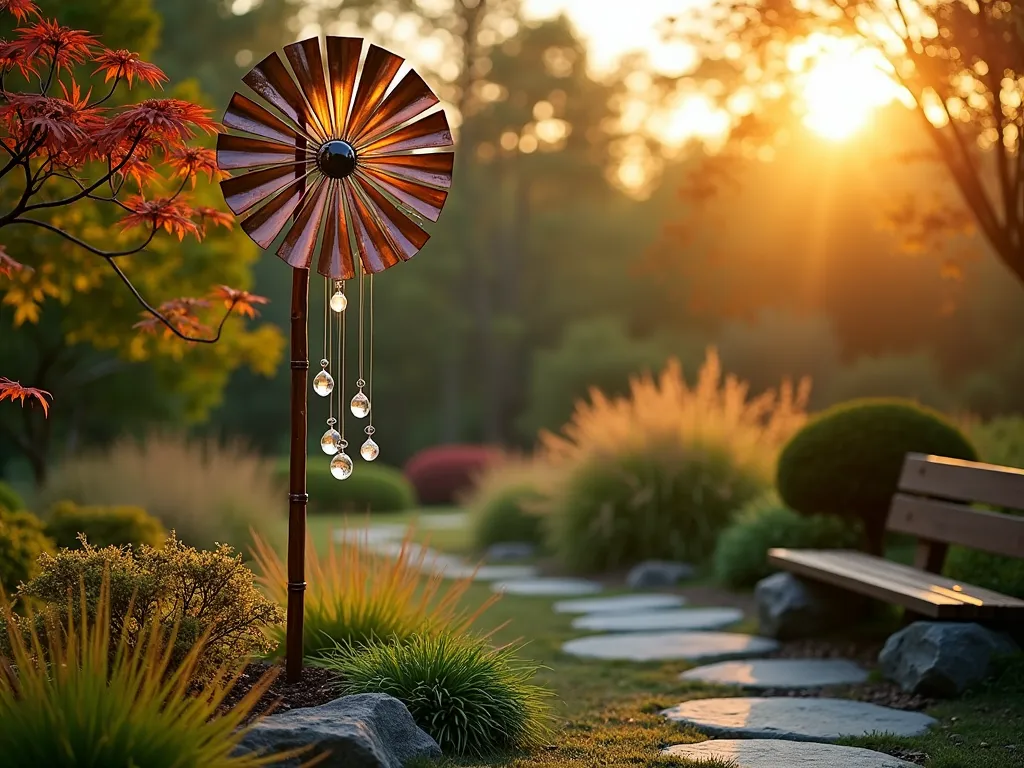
[
  {"left": 466, "top": 459, "right": 555, "bottom": 552},
  {"left": 298, "top": 461, "right": 416, "bottom": 514},
  {"left": 546, "top": 441, "right": 767, "bottom": 573},
  {"left": 713, "top": 492, "right": 864, "bottom": 588},
  {"left": 0, "top": 510, "right": 53, "bottom": 594},
  {"left": 45, "top": 501, "right": 166, "bottom": 550},
  {"left": 403, "top": 445, "right": 502, "bottom": 506},
  {"left": 0, "top": 481, "right": 24, "bottom": 514},
  {"left": 777, "top": 398, "right": 976, "bottom": 551},
  {"left": 320, "top": 633, "right": 551, "bottom": 756}
]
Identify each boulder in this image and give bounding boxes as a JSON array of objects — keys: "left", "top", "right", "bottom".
[
  {"left": 879, "top": 621, "right": 1020, "bottom": 697},
  {"left": 485, "top": 541, "right": 536, "bottom": 561},
  {"left": 755, "top": 572, "right": 861, "bottom": 640},
  {"left": 626, "top": 560, "right": 694, "bottom": 589},
  {"left": 234, "top": 693, "right": 441, "bottom": 768}
]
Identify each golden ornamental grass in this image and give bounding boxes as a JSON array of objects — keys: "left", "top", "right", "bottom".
[{"left": 539, "top": 348, "right": 811, "bottom": 478}]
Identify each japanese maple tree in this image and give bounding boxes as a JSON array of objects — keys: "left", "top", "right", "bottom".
[{"left": 0, "top": 0, "right": 263, "bottom": 414}]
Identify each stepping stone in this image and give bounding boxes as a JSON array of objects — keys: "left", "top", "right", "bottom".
[
  {"left": 332, "top": 524, "right": 407, "bottom": 544},
  {"left": 662, "top": 740, "right": 918, "bottom": 767},
  {"left": 492, "top": 578, "right": 603, "bottom": 597},
  {"left": 680, "top": 658, "right": 869, "bottom": 689},
  {"left": 431, "top": 563, "right": 539, "bottom": 582},
  {"left": 562, "top": 632, "right": 778, "bottom": 663},
  {"left": 554, "top": 594, "right": 687, "bottom": 614},
  {"left": 572, "top": 607, "right": 743, "bottom": 633},
  {"left": 661, "top": 697, "right": 936, "bottom": 741},
  {"left": 417, "top": 512, "right": 469, "bottom": 530}
]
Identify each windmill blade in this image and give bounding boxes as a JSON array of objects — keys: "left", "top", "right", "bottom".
[
  {"left": 317, "top": 183, "right": 356, "bottom": 280},
  {"left": 284, "top": 37, "right": 332, "bottom": 139},
  {"left": 343, "top": 181, "right": 402, "bottom": 273},
  {"left": 223, "top": 92, "right": 299, "bottom": 145},
  {"left": 216, "top": 134, "right": 304, "bottom": 171},
  {"left": 326, "top": 36, "right": 362, "bottom": 141},
  {"left": 243, "top": 51, "right": 326, "bottom": 143},
  {"left": 277, "top": 176, "right": 330, "bottom": 269},
  {"left": 355, "top": 167, "right": 447, "bottom": 222},
  {"left": 345, "top": 44, "right": 404, "bottom": 141},
  {"left": 240, "top": 175, "right": 310, "bottom": 248},
  {"left": 352, "top": 174, "right": 430, "bottom": 262},
  {"left": 358, "top": 110, "right": 453, "bottom": 156},
  {"left": 220, "top": 162, "right": 308, "bottom": 215},
  {"left": 351, "top": 69, "right": 439, "bottom": 148},
  {"left": 360, "top": 151, "right": 454, "bottom": 190}
]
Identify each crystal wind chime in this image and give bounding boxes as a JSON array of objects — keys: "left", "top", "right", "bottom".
[{"left": 314, "top": 272, "right": 378, "bottom": 480}]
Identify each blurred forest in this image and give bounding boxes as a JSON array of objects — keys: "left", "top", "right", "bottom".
[{"left": 2, "top": 0, "right": 1023, "bottom": 481}]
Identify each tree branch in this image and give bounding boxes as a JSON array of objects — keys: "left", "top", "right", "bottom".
[{"left": 7, "top": 217, "right": 161, "bottom": 258}]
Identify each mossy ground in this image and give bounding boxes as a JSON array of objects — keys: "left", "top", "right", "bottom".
[{"left": 327, "top": 512, "right": 1024, "bottom": 768}]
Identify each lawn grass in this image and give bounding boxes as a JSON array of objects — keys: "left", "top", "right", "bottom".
[{"left": 312, "top": 509, "right": 1024, "bottom": 767}]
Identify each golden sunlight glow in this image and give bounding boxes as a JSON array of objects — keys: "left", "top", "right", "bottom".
[{"left": 789, "top": 35, "right": 904, "bottom": 141}]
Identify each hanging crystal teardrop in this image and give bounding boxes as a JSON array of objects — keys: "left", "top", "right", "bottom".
[
  {"left": 313, "top": 370, "right": 334, "bottom": 397},
  {"left": 320, "top": 428, "right": 342, "bottom": 455},
  {"left": 350, "top": 390, "right": 370, "bottom": 418},
  {"left": 330, "top": 451, "right": 353, "bottom": 480},
  {"left": 330, "top": 290, "right": 348, "bottom": 313},
  {"left": 360, "top": 438, "right": 379, "bottom": 461}
]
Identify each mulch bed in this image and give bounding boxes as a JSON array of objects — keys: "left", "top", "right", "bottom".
[{"left": 217, "top": 661, "right": 343, "bottom": 725}]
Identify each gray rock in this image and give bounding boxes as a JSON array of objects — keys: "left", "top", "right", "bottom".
[
  {"left": 234, "top": 693, "right": 441, "bottom": 768},
  {"left": 755, "top": 572, "right": 860, "bottom": 639},
  {"left": 661, "top": 696, "right": 936, "bottom": 742},
  {"left": 571, "top": 607, "right": 743, "bottom": 633},
  {"left": 662, "top": 739, "right": 918, "bottom": 767},
  {"left": 554, "top": 594, "right": 687, "bottom": 614},
  {"left": 626, "top": 560, "right": 694, "bottom": 589},
  {"left": 679, "top": 658, "right": 869, "bottom": 689},
  {"left": 879, "top": 621, "right": 1020, "bottom": 697},
  {"left": 491, "top": 577, "right": 603, "bottom": 596},
  {"left": 485, "top": 541, "right": 536, "bottom": 561},
  {"left": 562, "top": 631, "right": 778, "bottom": 663}
]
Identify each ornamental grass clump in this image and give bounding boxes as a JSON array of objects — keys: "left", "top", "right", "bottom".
[
  {"left": 465, "top": 456, "right": 558, "bottom": 552},
  {"left": 320, "top": 632, "right": 552, "bottom": 757},
  {"left": 251, "top": 527, "right": 500, "bottom": 660},
  {"left": 541, "top": 350, "right": 809, "bottom": 572},
  {"left": 0, "top": 574, "right": 301, "bottom": 768}
]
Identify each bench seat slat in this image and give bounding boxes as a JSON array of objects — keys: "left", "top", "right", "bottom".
[
  {"left": 888, "top": 493, "right": 1024, "bottom": 559},
  {"left": 768, "top": 549, "right": 1024, "bottom": 620}
]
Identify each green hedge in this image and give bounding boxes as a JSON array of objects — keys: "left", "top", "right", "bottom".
[
  {"left": 0, "top": 481, "right": 24, "bottom": 514},
  {"left": 713, "top": 493, "right": 864, "bottom": 588},
  {"left": 278, "top": 459, "right": 416, "bottom": 513},
  {"left": 0, "top": 509, "right": 53, "bottom": 594},
  {"left": 45, "top": 500, "right": 166, "bottom": 550}
]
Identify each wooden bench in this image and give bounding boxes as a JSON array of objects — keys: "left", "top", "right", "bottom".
[{"left": 769, "top": 453, "right": 1024, "bottom": 624}]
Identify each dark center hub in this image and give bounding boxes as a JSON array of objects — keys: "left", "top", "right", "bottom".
[{"left": 316, "top": 140, "right": 357, "bottom": 179}]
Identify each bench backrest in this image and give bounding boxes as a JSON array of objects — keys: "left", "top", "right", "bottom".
[{"left": 887, "top": 453, "right": 1024, "bottom": 573}]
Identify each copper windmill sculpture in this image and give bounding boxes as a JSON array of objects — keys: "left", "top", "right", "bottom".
[{"left": 216, "top": 36, "right": 455, "bottom": 682}]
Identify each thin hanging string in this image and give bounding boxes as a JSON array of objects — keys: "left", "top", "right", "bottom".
[
  {"left": 367, "top": 274, "right": 374, "bottom": 428},
  {"left": 357, "top": 267, "right": 365, "bottom": 387},
  {"left": 339, "top": 280, "right": 346, "bottom": 444},
  {"left": 326, "top": 277, "right": 333, "bottom": 424}
]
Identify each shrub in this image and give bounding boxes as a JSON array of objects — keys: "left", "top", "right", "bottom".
[
  {"left": 37, "top": 433, "right": 284, "bottom": 551},
  {"left": 713, "top": 492, "right": 864, "bottom": 588},
  {"left": 963, "top": 415, "right": 1024, "bottom": 469},
  {"left": 45, "top": 500, "right": 166, "bottom": 550},
  {"left": 0, "top": 574, "right": 296, "bottom": 768},
  {"left": 0, "top": 481, "right": 24, "bottom": 513},
  {"left": 251, "top": 529, "right": 499, "bottom": 660},
  {"left": 321, "top": 633, "right": 551, "bottom": 756},
  {"left": 404, "top": 444, "right": 502, "bottom": 506},
  {"left": 17, "top": 535, "right": 283, "bottom": 683},
  {"left": 465, "top": 458, "right": 557, "bottom": 551},
  {"left": 539, "top": 350, "right": 808, "bottom": 573},
  {"left": 0, "top": 510, "right": 53, "bottom": 595},
  {"left": 944, "top": 545, "right": 1024, "bottom": 599},
  {"left": 777, "top": 398, "right": 976, "bottom": 552},
  {"left": 292, "top": 460, "right": 416, "bottom": 514}
]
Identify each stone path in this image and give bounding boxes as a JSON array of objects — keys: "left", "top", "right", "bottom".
[
  {"left": 553, "top": 594, "right": 686, "bottom": 614},
  {"left": 661, "top": 697, "right": 936, "bottom": 742},
  {"left": 493, "top": 577, "right": 603, "bottom": 597},
  {"left": 680, "top": 658, "right": 868, "bottom": 689},
  {"left": 429, "top": 563, "right": 538, "bottom": 582},
  {"left": 562, "top": 631, "right": 779, "bottom": 662},
  {"left": 662, "top": 740, "right": 918, "bottom": 767},
  {"left": 572, "top": 607, "right": 743, "bottom": 633}
]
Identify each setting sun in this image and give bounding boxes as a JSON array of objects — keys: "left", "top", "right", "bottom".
[{"left": 791, "top": 36, "right": 902, "bottom": 141}]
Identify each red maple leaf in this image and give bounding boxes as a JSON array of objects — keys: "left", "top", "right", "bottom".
[
  {"left": 0, "top": 246, "right": 30, "bottom": 278},
  {"left": 0, "top": 0, "right": 40, "bottom": 21},
  {"left": 92, "top": 48, "right": 167, "bottom": 88},
  {"left": 212, "top": 285, "right": 269, "bottom": 319},
  {"left": 119, "top": 196, "right": 199, "bottom": 241},
  {"left": 0, "top": 377, "right": 51, "bottom": 417},
  {"left": 6, "top": 19, "right": 97, "bottom": 76},
  {"left": 168, "top": 146, "right": 221, "bottom": 187},
  {"left": 133, "top": 297, "right": 211, "bottom": 339},
  {"left": 99, "top": 98, "right": 217, "bottom": 151},
  {"left": 194, "top": 206, "right": 233, "bottom": 237},
  {"left": 1, "top": 81, "right": 104, "bottom": 158}
]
